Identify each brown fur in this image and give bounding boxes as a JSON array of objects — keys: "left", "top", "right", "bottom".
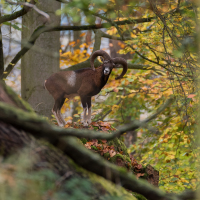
[
  {"left": 45, "top": 50, "right": 127, "bottom": 127},
  {"left": 44, "top": 64, "right": 111, "bottom": 126}
]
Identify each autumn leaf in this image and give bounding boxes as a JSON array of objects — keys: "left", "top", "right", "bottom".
[
  {"left": 109, "top": 150, "right": 116, "bottom": 157},
  {"left": 69, "top": 41, "right": 76, "bottom": 46},
  {"left": 101, "top": 127, "right": 109, "bottom": 132},
  {"left": 136, "top": 173, "right": 145, "bottom": 179},
  {"left": 99, "top": 121, "right": 110, "bottom": 127},
  {"left": 187, "top": 94, "right": 196, "bottom": 98},
  {"left": 91, "top": 122, "right": 99, "bottom": 127}
]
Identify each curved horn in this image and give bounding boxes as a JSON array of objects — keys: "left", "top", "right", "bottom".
[
  {"left": 112, "top": 57, "right": 128, "bottom": 80},
  {"left": 90, "top": 50, "right": 111, "bottom": 70}
]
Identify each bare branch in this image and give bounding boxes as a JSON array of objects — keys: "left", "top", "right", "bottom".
[
  {"left": 0, "top": 16, "right": 154, "bottom": 79},
  {"left": 0, "top": 0, "right": 35, "bottom": 24},
  {"left": 5, "top": 0, "right": 50, "bottom": 23}
]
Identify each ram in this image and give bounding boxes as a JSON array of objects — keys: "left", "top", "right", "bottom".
[{"left": 44, "top": 50, "right": 127, "bottom": 127}]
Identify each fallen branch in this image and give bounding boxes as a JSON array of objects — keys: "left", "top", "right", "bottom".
[{"left": 0, "top": 96, "right": 174, "bottom": 140}]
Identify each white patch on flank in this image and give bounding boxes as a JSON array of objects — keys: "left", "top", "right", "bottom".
[{"left": 67, "top": 71, "right": 76, "bottom": 87}]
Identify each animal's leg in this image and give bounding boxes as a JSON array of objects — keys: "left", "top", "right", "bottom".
[
  {"left": 57, "top": 97, "right": 66, "bottom": 125},
  {"left": 80, "top": 96, "right": 88, "bottom": 127},
  {"left": 86, "top": 97, "right": 92, "bottom": 124},
  {"left": 52, "top": 97, "right": 65, "bottom": 127}
]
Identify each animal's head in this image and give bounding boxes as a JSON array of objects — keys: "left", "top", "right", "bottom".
[{"left": 90, "top": 50, "right": 128, "bottom": 80}]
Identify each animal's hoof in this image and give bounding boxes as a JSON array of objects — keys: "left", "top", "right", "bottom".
[
  {"left": 58, "top": 123, "right": 65, "bottom": 127},
  {"left": 83, "top": 122, "right": 88, "bottom": 127}
]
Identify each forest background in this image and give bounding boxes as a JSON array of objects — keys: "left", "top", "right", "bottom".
[{"left": 0, "top": 0, "right": 198, "bottom": 200}]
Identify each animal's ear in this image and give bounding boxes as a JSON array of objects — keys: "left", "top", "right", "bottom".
[{"left": 100, "top": 56, "right": 104, "bottom": 62}]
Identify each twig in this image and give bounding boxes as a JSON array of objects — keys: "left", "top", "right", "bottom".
[
  {"left": 0, "top": 20, "right": 155, "bottom": 79},
  {"left": 0, "top": 0, "right": 35, "bottom": 24},
  {"left": 5, "top": 0, "right": 50, "bottom": 23}
]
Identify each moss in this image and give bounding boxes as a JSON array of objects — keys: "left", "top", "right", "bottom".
[
  {"left": 103, "top": 152, "right": 110, "bottom": 159},
  {"left": 79, "top": 138, "right": 88, "bottom": 144},
  {"left": 117, "top": 166, "right": 127, "bottom": 174},
  {"left": 110, "top": 153, "right": 131, "bottom": 164},
  {"left": 93, "top": 126, "right": 99, "bottom": 130},
  {"left": 108, "top": 138, "right": 129, "bottom": 157},
  {"left": 132, "top": 192, "right": 147, "bottom": 200},
  {"left": 89, "top": 172, "right": 137, "bottom": 200},
  {"left": 3, "top": 81, "right": 34, "bottom": 112},
  {"left": 67, "top": 154, "right": 136, "bottom": 200},
  {"left": 110, "top": 153, "right": 124, "bottom": 163},
  {"left": 98, "top": 139, "right": 103, "bottom": 144},
  {"left": 91, "top": 145, "right": 98, "bottom": 151}
]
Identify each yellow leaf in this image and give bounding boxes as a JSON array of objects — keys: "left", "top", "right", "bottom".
[
  {"left": 80, "top": 43, "right": 86, "bottom": 48},
  {"left": 112, "top": 105, "right": 119, "bottom": 111},
  {"left": 61, "top": 107, "right": 66, "bottom": 114},
  {"left": 80, "top": 32, "right": 86, "bottom": 37},
  {"left": 69, "top": 41, "right": 76, "bottom": 46},
  {"left": 64, "top": 116, "right": 73, "bottom": 121}
]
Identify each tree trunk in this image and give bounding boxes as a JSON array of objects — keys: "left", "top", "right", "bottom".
[
  {"left": 0, "top": 11, "right": 4, "bottom": 77},
  {"left": 21, "top": 0, "right": 60, "bottom": 118}
]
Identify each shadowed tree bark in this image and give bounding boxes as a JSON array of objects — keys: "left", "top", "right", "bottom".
[{"left": 0, "top": 11, "right": 4, "bottom": 77}]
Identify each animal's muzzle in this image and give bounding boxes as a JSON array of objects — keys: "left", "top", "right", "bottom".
[{"left": 104, "top": 69, "right": 110, "bottom": 75}]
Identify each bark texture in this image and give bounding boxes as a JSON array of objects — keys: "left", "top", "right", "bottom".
[
  {"left": 21, "top": 0, "right": 60, "bottom": 118},
  {"left": 0, "top": 11, "right": 4, "bottom": 77}
]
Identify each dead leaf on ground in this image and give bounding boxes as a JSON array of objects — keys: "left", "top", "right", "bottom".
[
  {"left": 101, "top": 127, "right": 109, "bottom": 132},
  {"left": 101, "top": 139, "right": 107, "bottom": 144},
  {"left": 109, "top": 150, "right": 116, "bottom": 157},
  {"left": 136, "top": 164, "right": 143, "bottom": 170},
  {"left": 99, "top": 121, "right": 111, "bottom": 127},
  {"left": 91, "top": 122, "right": 99, "bottom": 127},
  {"left": 91, "top": 139, "right": 98, "bottom": 146},
  {"left": 136, "top": 173, "right": 145, "bottom": 179}
]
